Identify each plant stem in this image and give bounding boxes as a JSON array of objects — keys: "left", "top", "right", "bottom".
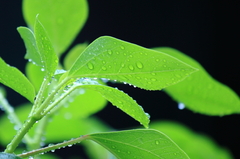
[
  {"left": 4, "top": 116, "right": 38, "bottom": 153},
  {"left": 17, "top": 135, "right": 88, "bottom": 158}
]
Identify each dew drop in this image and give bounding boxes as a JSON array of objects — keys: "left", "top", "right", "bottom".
[
  {"left": 127, "top": 151, "right": 131, "bottom": 154},
  {"left": 108, "top": 50, "right": 113, "bottom": 55},
  {"left": 155, "top": 59, "right": 160, "bottom": 62},
  {"left": 120, "top": 46, "right": 125, "bottom": 49},
  {"left": 51, "top": 149, "right": 55, "bottom": 152},
  {"left": 121, "top": 63, "right": 125, "bottom": 67},
  {"left": 151, "top": 78, "right": 157, "bottom": 81},
  {"left": 41, "top": 68, "right": 45, "bottom": 71},
  {"left": 155, "top": 140, "right": 160, "bottom": 145},
  {"left": 178, "top": 103, "right": 185, "bottom": 110},
  {"left": 175, "top": 74, "right": 182, "bottom": 78},
  {"left": 136, "top": 62, "right": 143, "bottom": 69},
  {"left": 128, "top": 65, "right": 134, "bottom": 70},
  {"left": 101, "top": 66, "right": 107, "bottom": 71},
  {"left": 87, "top": 63, "right": 94, "bottom": 70},
  {"left": 151, "top": 73, "right": 156, "bottom": 76}
]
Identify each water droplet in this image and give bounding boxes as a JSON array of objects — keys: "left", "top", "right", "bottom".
[
  {"left": 51, "top": 149, "right": 55, "bottom": 152},
  {"left": 178, "top": 103, "right": 185, "bottom": 110},
  {"left": 68, "top": 144, "right": 73, "bottom": 147},
  {"left": 155, "top": 59, "right": 160, "bottom": 62},
  {"left": 121, "top": 63, "right": 125, "bottom": 67},
  {"left": 87, "top": 63, "right": 94, "bottom": 70},
  {"left": 102, "top": 61, "right": 106, "bottom": 64},
  {"left": 120, "top": 46, "right": 125, "bottom": 49},
  {"left": 128, "top": 65, "right": 134, "bottom": 70},
  {"left": 112, "top": 146, "right": 116, "bottom": 149},
  {"left": 136, "top": 62, "right": 143, "bottom": 69},
  {"left": 127, "top": 151, "right": 131, "bottom": 154},
  {"left": 145, "top": 113, "right": 151, "bottom": 118},
  {"left": 151, "top": 78, "right": 157, "bottom": 81},
  {"left": 175, "top": 74, "right": 181, "bottom": 78},
  {"left": 163, "top": 59, "right": 166, "bottom": 63},
  {"left": 155, "top": 140, "right": 160, "bottom": 145},
  {"left": 41, "top": 68, "right": 45, "bottom": 71},
  {"left": 151, "top": 73, "right": 156, "bottom": 76},
  {"left": 108, "top": 50, "right": 113, "bottom": 55},
  {"left": 101, "top": 66, "right": 107, "bottom": 71}
]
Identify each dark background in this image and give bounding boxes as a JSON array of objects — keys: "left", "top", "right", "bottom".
[{"left": 1, "top": 0, "right": 240, "bottom": 158}]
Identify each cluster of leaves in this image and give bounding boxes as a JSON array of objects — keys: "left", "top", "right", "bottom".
[{"left": 0, "top": 0, "right": 239, "bottom": 158}]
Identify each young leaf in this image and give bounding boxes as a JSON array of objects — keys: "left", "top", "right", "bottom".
[
  {"left": 23, "top": 0, "right": 88, "bottom": 55},
  {"left": 34, "top": 16, "right": 58, "bottom": 79},
  {"left": 0, "top": 58, "right": 35, "bottom": 103},
  {"left": 64, "top": 43, "right": 88, "bottom": 70},
  {"left": 68, "top": 36, "right": 198, "bottom": 90},
  {"left": 17, "top": 27, "right": 43, "bottom": 67},
  {"left": 78, "top": 84, "right": 150, "bottom": 128},
  {"left": 87, "top": 129, "right": 189, "bottom": 159},
  {"left": 150, "top": 121, "right": 233, "bottom": 159},
  {"left": 154, "top": 47, "right": 240, "bottom": 116}
]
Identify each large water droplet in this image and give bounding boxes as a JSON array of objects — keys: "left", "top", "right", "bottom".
[
  {"left": 136, "top": 62, "right": 143, "bottom": 69},
  {"left": 178, "top": 103, "right": 185, "bottom": 110},
  {"left": 87, "top": 63, "right": 94, "bottom": 70},
  {"left": 128, "top": 65, "right": 134, "bottom": 70}
]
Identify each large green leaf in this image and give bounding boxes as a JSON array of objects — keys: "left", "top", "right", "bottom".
[
  {"left": 23, "top": 0, "right": 88, "bottom": 55},
  {"left": 17, "top": 27, "right": 42, "bottom": 67},
  {"left": 154, "top": 47, "right": 240, "bottom": 115},
  {"left": 34, "top": 17, "right": 58, "bottom": 79},
  {"left": 87, "top": 129, "right": 189, "bottom": 159},
  {"left": 150, "top": 121, "right": 233, "bottom": 159},
  {"left": 68, "top": 36, "right": 198, "bottom": 90},
  {"left": 0, "top": 58, "right": 35, "bottom": 103},
  {"left": 76, "top": 84, "right": 150, "bottom": 128}
]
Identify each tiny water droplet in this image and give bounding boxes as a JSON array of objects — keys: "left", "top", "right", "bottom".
[
  {"left": 155, "top": 59, "right": 160, "bottom": 62},
  {"left": 151, "top": 73, "right": 156, "bottom": 76},
  {"left": 136, "top": 62, "right": 143, "bottom": 69},
  {"left": 108, "top": 50, "right": 113, "bottom": 55},
  {"left": 101, "top": 66, "right": 107, "bottom": 70},
  {"left": 127, "top": 151, "right": 131, "bottom": 154},
  {"left": 120, "top": 46, "right": 125, "bottom": 49},
  {"left": 163, "top": 59, "right": 166, "bottom": 62},
  {"left": 51, "top": 149, "right": 55, "bottom": 152},
  {"left": 155, "top": 140, "right": 160, "bottom": 145},
  {"left": 87, "top": 63, "right": 94, "bottom": 70},
  {"left": 121, "top": 63, "right": 125, "bottom": 67},
  {"left": 68, "top": 144, "right": 73, "bottom": 147},
  {"left": 128, "top": 65, "right": 134, "bottom": 70},
  {"left": 178, "top": 103, "right": 185, "bottom": 110},
  {"left": 151, "top": 78, "right": 157, "bottom": 81},
  {"left": 41, "top": 68, "right": 45, "bottom": 71}
]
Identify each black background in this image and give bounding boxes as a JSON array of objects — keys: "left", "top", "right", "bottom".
[{"left": 1, "top": 0, "right": 240, "bottom": 158}]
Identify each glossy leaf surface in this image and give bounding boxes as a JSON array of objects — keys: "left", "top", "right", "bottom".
[
  {"left": 150, "top": 121, "right": 233, "bottom": 159},
  {"left": 23, "top": 0, "right": 88, "bottom": 55},
  {"left": 154, "top": 47, "right": 240, "bottom": 115},
  {"left": 17, "top": 27, "right": 43, "bottom": 67},
  {"left": 87, "top": 129, "right": 189, "bottom": 159},
  {"left": 0, "top": 58, "right": 35, "bottom": 102},
  {"left": 78, "top": 84, "right": 150, "bottom": 128},
  {"left": 68, "top": 36, "right": 198, "bottom": 90},
  {"left": 34, "top": 17, "right": 58, "bottom": 79}
]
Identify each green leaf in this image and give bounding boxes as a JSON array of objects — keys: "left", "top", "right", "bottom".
[
  {"left": 0, "top": 58, "right": 35, "bottom": 103},
  {"left": 17, "top": 27, "right": 43, "bottom": 67},
  {"left": 23, "top": 0, "right": 88, "bottom": 55},
  {"left": 0, "top": 153, "right": 22, "bottom": 159},
  {"left": 34, "top": 16, "right": 58, "bottom": 79},
  {"left": 78, "top": 84, "right": 150, "bottom": 128},
  {"left": 87, "top": 129, "right": 189, "bottom": 159},
  {"left": 150, "top": 121, "right": 233, "bottom": 159},
  {"left": 64, "top": 43, "right": 88, "bottom": 70},
  {"left": 25, "top": 62, "right": 45, "bottom": 91},
  {"left": 68, "top": 36, "right": 198, "bottom": 90},
  {"left": 63, "top": 89, "right": 107, "bottom": 118},
  {"left": 154, "top": 47, "right": 240, "bottom": 115}
]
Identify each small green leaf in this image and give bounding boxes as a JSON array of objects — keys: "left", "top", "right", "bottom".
[
  {"left": 23, "top": 0, "right": 88, "bottom": 55},
  {"left": 64, "top": 43, "right": 88, "bottom": 70},
  {"left": 154, "top": 47, "right": 240, "bottom": 115},
  {"left": 87, "top": 129, "right": 189, "bottom": 159},
  {"left": 0, "top": 58, "right": 35, "bottom": 102},
  {"left": 25, "top": 62, "right": 45, "bottom": 91},
  {"left": 0, "top": 153, "right": 22, "bottom": 159},
  {"left": 17, "top": 27, "right": 43, "bottom": 67},
  {"left": 34, "top": 16, "right": 58, "bottom": 79},
  {"left": 68, "top": 36, "right": 198, "bottom": 90},
  {"left": 79, "top": 84, "right": 150, "bottom": 128},
  {"left": 150, "top": 121, "right": 233, "bottom": 159}
]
